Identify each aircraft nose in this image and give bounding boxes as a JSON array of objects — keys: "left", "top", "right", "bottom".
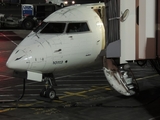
[{"left": 6, "top": 49, "right": 30, "bottom": 71}]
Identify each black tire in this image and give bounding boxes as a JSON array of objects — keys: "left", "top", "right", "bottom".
[
  {"left": 46, "top": 88, "right": 56, "bottom": 100},
  {"left": 22, "top": 18, "right": 35, "bottom": 30},
  {"left": 40, "top": 87, "right": 47, "bottom": 97},
  {"left": 136, "top": 60, "right": 147, "bottom": 66},
  {"left": 60, "top": 3, "right": 64, "bottom": 8}
]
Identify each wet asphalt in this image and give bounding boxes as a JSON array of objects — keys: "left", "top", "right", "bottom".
[{"left": 0, "top": 30, "right": 160, "bottom": 120}]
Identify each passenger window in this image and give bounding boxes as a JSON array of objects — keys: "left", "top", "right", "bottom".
[{"left": 66, "top": 22, "right": 89, "bottom": 33}]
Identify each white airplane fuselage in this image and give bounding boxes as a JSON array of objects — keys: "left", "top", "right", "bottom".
[{"left": 6, "top": 3, "right": 106, "bottom": 81}]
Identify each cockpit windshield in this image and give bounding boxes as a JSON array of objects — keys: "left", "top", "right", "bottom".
[
  {"left": 40, "top": 22, "right": 66, "bottom": 33},
  {"left": 66, "top": 22, "right": 90, "bottom": 33},
  {"left": 33, "top": 22, "right": 47, "bottom": 33},
  {"left": 33, "top": 22, "right": 89, "bottom": 34},
  {"left": 33, "top": 22, "right": 66, "bottom": 34}
]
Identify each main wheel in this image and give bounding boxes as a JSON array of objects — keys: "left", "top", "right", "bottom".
[{"left": 46, "top": 88, "right": 56, "bottom": 100}]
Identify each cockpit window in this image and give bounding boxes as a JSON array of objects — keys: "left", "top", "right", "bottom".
[
  {"left": 40, "top": 23, "right": 66, "bottom": 33},
  {"left": 33, "top": 22, "right": 47, "bottom": 33},
  {"left": 66, "top": 22, "right": 90, "bottom": 33}
]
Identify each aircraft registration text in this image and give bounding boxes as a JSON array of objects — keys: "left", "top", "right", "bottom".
[{"left": 53, "top": 61, "right": 63, "bottom": 64}]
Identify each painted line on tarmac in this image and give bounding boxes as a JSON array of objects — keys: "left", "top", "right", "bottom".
[
  {"left": 59, "top": 86, "right": 111, "bottom": 99},
  {"left": 0, "top": 108, "right": 17, "bottom": 113},
  {"left": 0, "top": 86, "right": 111, "bottom": 113},
  {"left": 0, "top": 33, "right": 18, "bottom": 46},
  {"left": 136, "top": 74, "right": 159, "bottom": 81},
  {"left": 0, "top": 74, "right": 38, "bottom": 90},
  {"left": 0, "top": 50, "right": 12, "bottom": 54},
  {"left": 63, "top": 91, "right": 88, "bottom": 98},
  {"left": 0, "top": 74, "right": 159, "bottom": 113},
  {"left": 55, "top": 69, "right": 103, "bottom": 80},
  {"left": 0, "top": 77, "right": 14, "bottom": 81},
  {"left": 0, "top": 34, "right": 19, "bottom": 37},
  {"left": 0, "top": 101, "right": 44, "bottom": 113}
]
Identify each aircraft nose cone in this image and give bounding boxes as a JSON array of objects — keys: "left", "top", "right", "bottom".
[{"left": 6, "top": 49, "right": 30, "bottom": 71}]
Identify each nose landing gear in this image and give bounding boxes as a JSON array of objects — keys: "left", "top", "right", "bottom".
[{"left": 40, "top": 77, "right": 57, "bottom": 100}]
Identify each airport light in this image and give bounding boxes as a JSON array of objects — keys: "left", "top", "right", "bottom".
[{"left": 72, "top": 1, "right": 75, "bottom": 4}]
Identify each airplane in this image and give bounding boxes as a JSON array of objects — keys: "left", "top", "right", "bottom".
[{"left": 6, "top": 2, "right": 138, "bottom": 100}]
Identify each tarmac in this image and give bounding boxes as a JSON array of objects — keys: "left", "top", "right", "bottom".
[{"left": 0, "top": 30, "right": 160, "bottom": 120}]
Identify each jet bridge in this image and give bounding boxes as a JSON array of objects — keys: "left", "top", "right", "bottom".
[
  {"left": 104, "top": 0, "right": 157, "bottom": 63},
  {"left": 75, "top": 0, "right": 159, "bottom": 96},
  {"left": 105, "top": 0, "right": 160, "bottom": 73},
  {"left": 102, "top": 0, "right": 160, "bottom": 96}
]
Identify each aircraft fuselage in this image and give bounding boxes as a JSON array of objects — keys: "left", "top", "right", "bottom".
[{"left": 6, "top": 3, "right": 106, "bottom": 81}]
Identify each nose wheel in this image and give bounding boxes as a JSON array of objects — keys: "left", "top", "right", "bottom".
[
  {"left": 40, "top": 87, "right": 56, "bottom": 100},
  {"left": 40, "top": 77, "right": 57, "bottom": 100},
  {"left": 46, "top": 88, "right": 56, "bottom": 99}
]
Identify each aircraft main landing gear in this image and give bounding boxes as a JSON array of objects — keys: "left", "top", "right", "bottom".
[{"left": 40, "top": 77, "right": 57, "bottom": 100}]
